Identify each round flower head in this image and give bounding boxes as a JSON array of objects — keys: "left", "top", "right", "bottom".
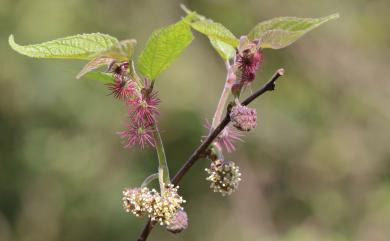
[
  {"left": 106, "top": 61, "right": 135, "bottom": 100},
  {"left": 122, "top": 187, "right": 156, "bottom": 217},
  {"left": 166, "top": 210, "right": 188, "bottom": 233},
  {"left": 205, "top": 160, "right": 242, "bottom": 196},
  {"left": 106, "top": 76, "right": 136, "bottom": 100},
  {"left": 150, "top": 184, "right": 186, "bottom": 226},
  {"left": 128, "top": 91, "right": 160, "bottom": 125},
  {"left": 235, "top": 37, "right": 263, "bottom": 84},
  {"left": 229, "top": 104, "right": 257, "bottom": 131},
  {"left": 119, "top": 122, "right": 155, "bottom": 149}
]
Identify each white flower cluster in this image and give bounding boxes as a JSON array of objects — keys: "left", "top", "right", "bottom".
[
  {"left": 205, "top": 160, "right": 242, "bottom": 196},
  {"left": 122, "top": 184, "right": 186, "bottom": 226},
  {"left": 150, "top": 184, "right": 186, "bottom": 226},
  {"left": 122, "top": 187, "right": 156, "bottom": 217}
]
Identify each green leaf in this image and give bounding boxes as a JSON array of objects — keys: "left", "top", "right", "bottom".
[
  {"left": 81, "top": 71, "right": 114, "bottom": 84},
  {"left": 248, "top": 13, "right": 339, "bottom": 49},
  {"left": 209, "top": 38, "right": 235, "bottom": 60},
  {"left": 137, "top": 18, "right": 194, "bottom": 80},
  {"left": 181, "top": 5, "right": 236, "bottom": 60},
  {"left": 9, "top": 33, "right": 119, "bottom": 60},
  {"left": 190, "top": 20, "right": 239, "bottom": 47}
]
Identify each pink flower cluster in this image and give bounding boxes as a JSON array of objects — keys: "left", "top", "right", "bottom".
[
  {"left": 106, "top": 62, "right": 160, "bottom": 149},
  {"left": 230, "top": 104, "right": 257, "bottom": 131},
  {"left": 235, "top": 47, "right": 263, "bottom": 84}
]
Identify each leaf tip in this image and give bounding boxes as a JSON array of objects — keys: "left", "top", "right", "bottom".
[
  {"left": 180, "top": 4, "right": 191, "bottom": 14},
  {"left": 75, "top": 72, "right": 83, "bottom": 80},
  {"left": 9, "top": 34, "right": 26, "bottom": 56},
  {"left": 8, "top": 34, "right": 17, "bottom": 49},
  {"left": 327, "top": 13, "right": 340, "bottom": 21}
]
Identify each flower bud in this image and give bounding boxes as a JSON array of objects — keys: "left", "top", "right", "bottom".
[
  {"left": 229, "top": 104, "right": 257, "bottom": 131},
  {"left": 205, "top": 160, "right": 242, "bottom": 196},
  {"left": 108, "top": 61, "right": 129, "bottom": 75},
  {"left": 166, "top": 210, "right": 188, "bottom": 233}
]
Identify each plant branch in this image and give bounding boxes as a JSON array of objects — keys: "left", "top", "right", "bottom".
[
  {"left": 171, "top": 68, "right": 284, "bottom": 184},
  {"left": 136, "top": 68, "right": 285, "bottom": 241},
  {"left": 137, "top": 220, "right": 155, "bottom": 241}
]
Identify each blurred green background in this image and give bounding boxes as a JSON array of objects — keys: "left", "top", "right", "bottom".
[{"left": 1, "top": 0, "right": 389, "bottom": 241}]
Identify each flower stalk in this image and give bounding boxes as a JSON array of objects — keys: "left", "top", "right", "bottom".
[
  {"left": 211, "top": 61, "right": 235, "bottom": 129},
  {"left": 141, "top": 173, "right": 159, "bottom": 188},
  {"left": 153, "top": 124, "right": 170, "bottom": 192}
]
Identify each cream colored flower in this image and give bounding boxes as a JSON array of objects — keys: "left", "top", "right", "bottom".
[{"left": 205, "top": 160, "right": 242, "bottom": 196}]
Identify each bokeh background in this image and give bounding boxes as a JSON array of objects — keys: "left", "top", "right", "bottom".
[{"left": 1, "top": 0, "right": 390, "bottom": 241}]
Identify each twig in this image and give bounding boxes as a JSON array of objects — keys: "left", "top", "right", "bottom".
[
  {"left": 137, "top": 220, "right": 155, "bottom": 241},
  {"left": 136, "top": 68, "right": 285, "bottom": 241}
]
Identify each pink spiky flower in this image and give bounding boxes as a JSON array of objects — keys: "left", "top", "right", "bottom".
[
  {"left": 106, "top": 76, "right": 136, "bottom": 100},
  {"left": 128, "top": 91, "right": 160, "bottom": 125},
  {"left": 119, "top": 122, "right": 155, "bottom": 149},
  {"left": 235, "top": 44, "right": 263, "bottom": 84},
  {"left": 204, "top": 121, "right": 243, "bottom": 153}
]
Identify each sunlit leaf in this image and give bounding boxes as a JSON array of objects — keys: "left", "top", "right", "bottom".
[
  {"left": 190, "top": 20, "right": 239, "bottom": 47},
  {"left": 209, "top": 38, "right": 235, "bottom": 60},
  {"left": 248, "top": 13, "right": 339, "bottom": 49},
  {"left": 9, "top": 33, "right": 119, "bottom": 60},
  {"left": 181, "top": 5, "right": 236, "bottom": 60},
  {"left": 137, "top": 18, "right": 194, "bottom": 80}
]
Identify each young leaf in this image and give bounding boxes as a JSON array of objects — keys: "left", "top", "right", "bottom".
[
  {"left": 9, "top": 33, "right": 119, "bottom": 60},
  {"left": 110, "top": 39, "right": 137, "bottom": 59},
  {"left": 137, "top": 18, "right": 194, "bottom": 80},
  {"left": 247, "top": 13, "right": 339, "bottom": 49},
  {"left": 209, "top": 38, "right": 235, "bottom": 60},
  {"left": 190, "top": 20, "right": 239, "bottom": 47},
  {"left": 81, "top": 71, "right": 114, "bottom": 84},
  {"left": 77, "top": 38, "right": 138, "bottom": 79},
  {"left": 76, "top": 56, "right": 116, "bottom": 79}
]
